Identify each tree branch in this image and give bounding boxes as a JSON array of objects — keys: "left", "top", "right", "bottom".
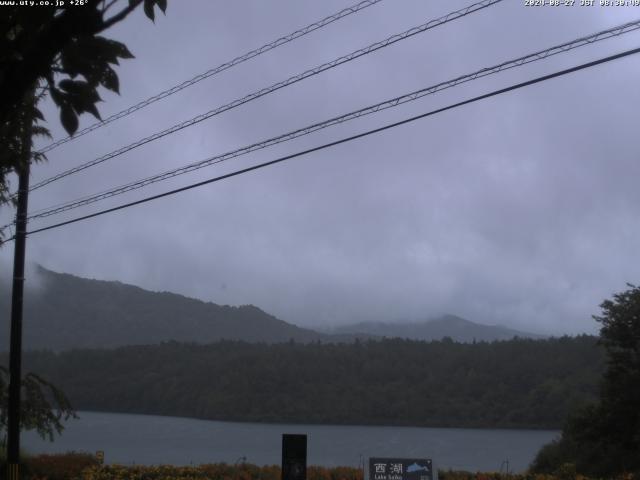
[
  {"left": 102, "top": 0, "right": 120, "bottom": 15},
  {"left": 102, "top": 0, "right": 143, "bottom": 30}
]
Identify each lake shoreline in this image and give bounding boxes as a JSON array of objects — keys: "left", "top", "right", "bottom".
[
  {"left": 71, "top": 408, "right": 564, "bottom": 432},
  {"left": 23, "top": 411, "right": 559, "bottom": 473}
]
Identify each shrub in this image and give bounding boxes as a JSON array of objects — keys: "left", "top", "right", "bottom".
[{"left": 26, "top": 452, "right": 99, "bottom": 480}]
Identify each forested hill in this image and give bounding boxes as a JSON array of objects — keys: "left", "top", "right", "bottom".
[
  {"left": 15, "top": 335, "right": 604, "bottom": 429},
  {"left": 2, "top": 266, "right": 545, "bottom": 351},
  {"left": 0, "top": 266, "right": 330, "bottom": 350}
]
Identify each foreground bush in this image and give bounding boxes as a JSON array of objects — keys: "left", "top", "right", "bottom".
[
  {"left": 5, "top": 456, "right": 636, "bottom": 480},
  {"left": 25, "top": 452, "right": 100, "bottom": 480},
  {"left": 80, "top": 464, "right": 362, "bottom": 480},
  {"left": 438, "top": 471, "right": 634, "bottom": 480}
]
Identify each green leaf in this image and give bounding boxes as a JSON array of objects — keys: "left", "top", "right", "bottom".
[
  {"left": 56, "top": 79, "right": 103, "bottom": 121},
  {"left": 157, "top": 0, "right": 167, "bottom": 13},
  {"left": 108, "top": 39, "right": 134, "bottom": 60},
  {"left": 32, "top": 151, "right": 48, "bottom": 164},
  {"left": 60, "top": 39, "right": 90, "bottom": 78},
  {"left": 59, "top": 79, "right": 101, "bottom": 103},
  {"left": 144, "top": 0, "right": 155, "bottom": 22},
  {"left": 60, "top": 104, "right": 78, "bottom": 135},
  {"left": 32, "top": 125, "right": 52, "bottom": 140},
  {"left": 83, "top": 103, "right": 102, "bottom": 120},
  {"left": 49, "top": 87, "right": 63, "bottom": 106},
  {"left": 58, "top": 78, "right": 79, "bottom": 93},
  {"left": 61, "top": 37, "right": 134, "bottom": 89},
  {"left": 100, "top": 66, "right": 119, "bottom": 94},
  {"left": 33, "top": 107, "right": 45, "bottom": 122}
]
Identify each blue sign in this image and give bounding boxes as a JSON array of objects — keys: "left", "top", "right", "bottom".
[{"left": 369, "top": 458, "right": 433, "bottom": 480}]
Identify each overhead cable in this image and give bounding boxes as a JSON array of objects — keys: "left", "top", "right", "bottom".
[
  {"left": 37, "top": 0, "right": 385, "bottom": 154},
  {"left": 23, "top": 19, "right": 640, "bottom": 223},
  {"left": 28, "top": 0, "right": 503, "bottom": 192},
  {"left": 16, "top": 45, "right": 640, "bottom": 239}
]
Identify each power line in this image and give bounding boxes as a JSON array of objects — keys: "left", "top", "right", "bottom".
[
  {"left": 23, "top": 19, "right": 640, "bottom": 223},
  {"left": 28, "top": 0, "right": 503, "bottom": 193},
  {"left": 36, "top": 0, "right": 385, "bottom": 155},
  {"left": 18, "top": 45, "right": 640, "bottom": 239}
]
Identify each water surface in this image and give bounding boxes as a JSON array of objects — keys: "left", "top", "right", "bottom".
[{"left": 23, "top": 411, "right": 558, "bottom": 473}]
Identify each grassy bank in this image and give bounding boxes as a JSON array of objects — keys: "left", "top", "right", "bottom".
[{"left": 1, "top": 453, "right": 636, "bottom": 480}]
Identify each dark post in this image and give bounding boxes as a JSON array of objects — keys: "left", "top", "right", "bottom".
[
  {"left": 6, "top": 133, "right": 31, "bottom": 479},
  {"left": 282, "top": 434, "right": 307, "bottom": 480}
]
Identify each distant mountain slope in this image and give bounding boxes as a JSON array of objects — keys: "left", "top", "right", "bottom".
[
  {"left": 0, "top": 266, "right": 329, "bottom": 351},
  {"left": 327, "top": 314, "right": 545, "bottom": 342}
]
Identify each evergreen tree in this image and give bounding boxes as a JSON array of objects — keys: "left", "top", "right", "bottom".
[{"left": 531, "top": 284, "right": 640, "bottom": 476}]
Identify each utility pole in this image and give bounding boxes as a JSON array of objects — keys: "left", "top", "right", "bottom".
[{"left": 6, "top": 97, "right": 32, "bottom": 480}]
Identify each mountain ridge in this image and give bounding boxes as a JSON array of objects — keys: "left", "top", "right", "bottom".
[
  {"left": 320, "top": 314, "right": 546, "bottom": 342},
  {"left": 0, "top": 265, "right": 331, "bottom": 351},
  {"left": 1, "top": 265, "right": 545, "bottom": 351}
]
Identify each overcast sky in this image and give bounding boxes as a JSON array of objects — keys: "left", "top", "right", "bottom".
[{"left": 1, "top": 0, "right": 639, "bottom": 335}]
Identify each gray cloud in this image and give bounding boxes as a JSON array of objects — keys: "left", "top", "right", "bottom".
[{"left": 2, "top": 0, "right": 640, "bottom": 336}]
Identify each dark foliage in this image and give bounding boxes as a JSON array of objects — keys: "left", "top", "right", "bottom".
[
  {"left": 22, "top": 451, "right": 100, "bottom": 480},
  {"left": 3, "top": 336, "right": 603, "bottom": 430},
  {"left": 530, "top": 284, "right": 640, "bottom": 477},
  {"left": 0, "top": 365, "right": 76, "bottom": 442},
  {"left": 0, "top": 0, "right": 167, "bottom": 221}
]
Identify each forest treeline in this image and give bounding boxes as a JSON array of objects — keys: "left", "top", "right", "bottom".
[{"left": 9, "top": 336, "right": 603, "bottom": 429}]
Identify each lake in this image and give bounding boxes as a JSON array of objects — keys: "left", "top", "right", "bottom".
[{"left": 23, "top": 411, "right": 559, "bottom": 473}]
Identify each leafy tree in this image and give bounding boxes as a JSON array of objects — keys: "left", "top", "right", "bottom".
[
  {"left": 0, "top": 366, "right": 76, "bottom": 442},
  {"left": 0, "top": 0, "right": 167, "bottom": 212},
  {"left": 531, "top": 284, "right": 640, "bottom": 476},
  {"left": 0, "top": 0, "right": 168, "bottom": 451}
]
